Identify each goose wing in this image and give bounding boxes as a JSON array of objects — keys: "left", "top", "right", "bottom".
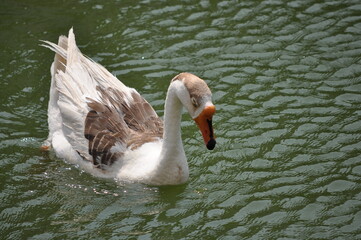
[{"left": 43, "top": 28, "right": 163, "bottom": 168}]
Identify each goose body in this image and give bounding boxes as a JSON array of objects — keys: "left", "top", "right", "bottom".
[{"left": 42, "top": 28, "right": 216, "bottom": 185}]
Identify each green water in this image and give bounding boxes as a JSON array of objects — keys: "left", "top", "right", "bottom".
[{"left": 1, "top": 0, "right": 361, "bottom": 239}]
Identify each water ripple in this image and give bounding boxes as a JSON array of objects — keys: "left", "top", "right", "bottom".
[{"left": 1, "top": 0, "right": 361, "bottom": 239}]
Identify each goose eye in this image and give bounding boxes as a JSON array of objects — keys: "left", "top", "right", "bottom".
[{"left": 191, "top": 97, "right": 198, "bottom": 108}]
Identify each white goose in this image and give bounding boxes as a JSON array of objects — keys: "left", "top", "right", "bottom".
[{"left": 41, "top": 28, "right": 216, "bottom": 185}]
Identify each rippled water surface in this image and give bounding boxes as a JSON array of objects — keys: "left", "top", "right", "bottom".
[{"left": 1, "top": 0, "right": 361, "bottom": 239}]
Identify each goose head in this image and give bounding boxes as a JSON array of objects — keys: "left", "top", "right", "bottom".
[{"left": 171, "top": 73, "right": 216, "bottom": 150}]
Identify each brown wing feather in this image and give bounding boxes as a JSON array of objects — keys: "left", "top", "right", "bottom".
[
  {"left": 84, "top": 86, "right": 163, "bottom": 168},
  {"left": 84, "top": 102, "right": 128, "bottom": 167},
  {"left": 123, "top": 91, "right": 163, "bottom": 133}
]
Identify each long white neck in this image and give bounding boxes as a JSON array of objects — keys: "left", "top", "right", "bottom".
[
  {"left": 151, "top": 82, "right": 189, "bottom": 185},
  {"left": 161, "top": 83, "right": 185, "bottom": 160}
]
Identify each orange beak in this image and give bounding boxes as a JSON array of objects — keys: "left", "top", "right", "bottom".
[{"left": 194, "top": 105, "right": 216, "bottom": 150}]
